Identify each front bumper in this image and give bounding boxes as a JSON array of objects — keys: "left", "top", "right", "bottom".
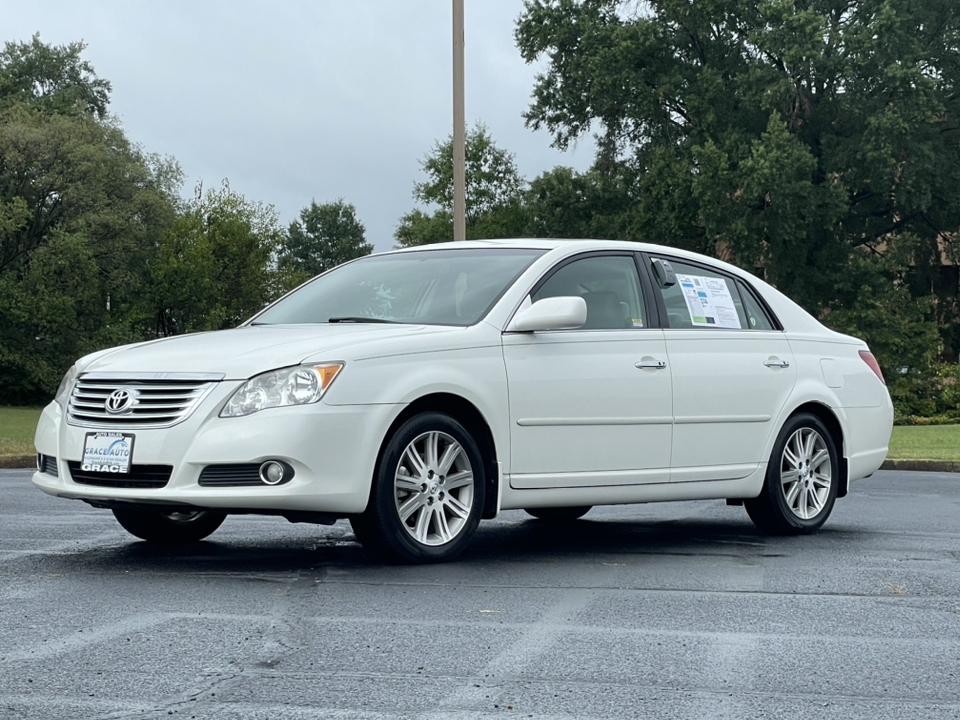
[{"left": 32, "top": 386, "right": 400, "bottom": 515}]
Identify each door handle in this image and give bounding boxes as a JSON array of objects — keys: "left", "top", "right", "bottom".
[
  {"left": 764, "top": 358, "right": 790, "bottom": 368},
  {"left": 636, "top": 359, "right": 667, "bottom": 369}
]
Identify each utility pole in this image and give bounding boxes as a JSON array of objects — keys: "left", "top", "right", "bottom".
[{"left": 452, "top": 0, "right": 466, "bottom": 242}]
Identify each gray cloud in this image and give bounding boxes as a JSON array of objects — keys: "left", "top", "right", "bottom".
[{"left": 5, "top": 0, "right": 596, "bottom": 250}]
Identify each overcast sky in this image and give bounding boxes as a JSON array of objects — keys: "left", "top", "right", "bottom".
[{"left": 4, "top": 0, "right": 596, "bottom": 251}]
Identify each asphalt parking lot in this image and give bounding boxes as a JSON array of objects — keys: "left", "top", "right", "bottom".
[{"left": 1, "top": 468, "right": 958, "bottom": 720}]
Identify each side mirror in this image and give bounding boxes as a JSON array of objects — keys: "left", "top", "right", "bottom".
[
  {"left": 652, "top": 258, "right": 676, "bottom": 287},
  {"left": 507, "top": 296, "right": 587, "bottom": 332}
]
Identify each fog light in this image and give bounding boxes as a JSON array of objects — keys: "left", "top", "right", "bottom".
[{"left": 259, "top": 461, "right": 287, "bottom": 485}]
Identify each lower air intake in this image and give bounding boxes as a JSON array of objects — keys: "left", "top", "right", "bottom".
[{"left": 67, "top": 461, "right": 172, "bottom": 489}]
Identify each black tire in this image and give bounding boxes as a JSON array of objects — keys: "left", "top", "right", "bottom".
[
  {"left": 745, "top": 413, "right": 839, "bottom": 535},
  {"left": 112, "top": 507, "right": 226, "bottom": 543},
  {"left": 524, "top": 506, "right": 592, "bottom": 521},
  {"left": 350, "top": 412, "right": 485, "bottom": 563}
]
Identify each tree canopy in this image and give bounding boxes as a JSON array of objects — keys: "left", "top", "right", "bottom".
[
  {"left": 396, "top": 124, "right": 530, "bottom": 246},
  {"left": 0, "top": 34, "right": 111, "bottom": 118},
  {"left": 516, "top": 0, "right": 960, "bottom": 379},
  {"left": 0, "top": 37, "right": 298, "bottom": 403},
  {"left": 279, "top": 199, "right": 372, "bottom": 282}
]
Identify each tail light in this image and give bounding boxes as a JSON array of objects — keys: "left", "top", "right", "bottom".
[{"left": 859, "top": 350, "right": 885, "bottom": 385}]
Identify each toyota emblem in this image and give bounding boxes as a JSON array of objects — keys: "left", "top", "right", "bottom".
[{"left": 105, "top": 389, "right": 136, "bottom": 414}]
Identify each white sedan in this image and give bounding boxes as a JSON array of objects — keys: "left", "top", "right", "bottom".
[{"left": 33, "top": 240, "right": 893, "bottom": 562}]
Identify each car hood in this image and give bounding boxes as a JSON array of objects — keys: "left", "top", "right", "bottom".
[{"left": 78, "top": 324, "right": 462, "bottom": 379}]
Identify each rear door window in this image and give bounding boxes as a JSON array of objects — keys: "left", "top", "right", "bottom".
[{"left": 652, "top": 258, "right": 751, "bottom": 330}]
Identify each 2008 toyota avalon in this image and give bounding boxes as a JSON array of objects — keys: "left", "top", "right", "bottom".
[{"left": 32, "top": 239, "right": 893, "bottom": 562}]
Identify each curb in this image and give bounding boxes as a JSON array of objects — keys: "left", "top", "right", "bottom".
[
  {"left": 2, "top": 455, "right": 956, "bottom": 473},
  {"left": 0, "top": 455, "right": 34, "bottom": 469},
  {"left": 879, "top": 458, "right": 960, "bottom": 473}
]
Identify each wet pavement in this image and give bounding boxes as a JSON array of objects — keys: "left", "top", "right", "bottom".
[{"left": 1, "top": 469, "right": 958, "bottom": 719}]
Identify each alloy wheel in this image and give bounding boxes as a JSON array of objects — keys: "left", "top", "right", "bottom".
[
  {"left": 394, "top": 430, "right": 475, "bottom": 546},
  {"left": 780, "top": 427, "right": 832, "bottom": 520}
]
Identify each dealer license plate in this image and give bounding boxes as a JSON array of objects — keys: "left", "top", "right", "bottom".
[{"left": 81, "top": 432, "right": 135, "bottom": 474}]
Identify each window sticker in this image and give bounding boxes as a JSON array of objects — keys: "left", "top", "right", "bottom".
[
  {"left": 631, "top": 318, "right": 644, "bottom": 328},
  {"left": 675, "top": 274, "right": 742, "bottom": 329}
]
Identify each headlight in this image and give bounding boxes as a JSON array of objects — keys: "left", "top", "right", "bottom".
[
  {"left": 220, "top": 363, "right": 344, "bottom": 418},
  {"left": 54, "top": 365, "right": 78, "bottom": 408}
]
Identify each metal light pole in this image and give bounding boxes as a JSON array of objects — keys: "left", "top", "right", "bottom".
[{"left": 452, "top": 0, "right": 466, "bottom": 242}]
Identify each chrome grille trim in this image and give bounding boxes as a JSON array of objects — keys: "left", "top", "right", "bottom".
[{"left": 66, "top": 372, "right": 224, "bottom": 429}]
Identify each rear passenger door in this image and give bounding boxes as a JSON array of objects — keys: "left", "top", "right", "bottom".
[{"left": 646, "top": 255, "right": 797, "bottom": 482}]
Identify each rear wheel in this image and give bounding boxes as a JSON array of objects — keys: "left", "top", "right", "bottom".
[
  {"left": 112, "top": 507, "right": 226, "bottom": 543},
  {"left": 524, "top": 506, "right": 591, "bottom": 521},
  {"left": 350, "top": 412, "right": 485, "bottom": 563},
  {"left": 745, "top": 413, "right": 839, "bottom": 535}
]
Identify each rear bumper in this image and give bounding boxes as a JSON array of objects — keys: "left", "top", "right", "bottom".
[{"left": 842, "top": 400, "right": 894, "bottom": 482}]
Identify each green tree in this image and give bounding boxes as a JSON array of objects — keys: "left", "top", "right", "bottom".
[
  {"left": 396, "top": 123, "right": 530, "bottom": 246},
  {"left": 525, "top": 165, "right": 634, "bottom": 240},
  {"left": 279, "top": 199, "right": 372, "bottom": 283},
  {"left": 0, "top": 34, "right": 111, "bottom": 118},
  {"left": 146, "top": 181, "right": 284, "bottom": 337},
  {"left": 0, "top": 38, "right": 180, "bottom": 402},
  {"left": 516, "top": 0, "right": 960, "bottom": 375}
]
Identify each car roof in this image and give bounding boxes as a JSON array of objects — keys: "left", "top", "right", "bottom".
[
  {"left": 380, "top": 238, "right": 696, "bottom": 256},
  {"left": 378, "top": 238, "right": 749, "bottom": 275}
]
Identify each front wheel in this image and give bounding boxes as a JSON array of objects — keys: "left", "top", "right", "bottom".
[
  {"left": 745, "top": 413, "right": 839, "bottom": 535},
  {"left": 112, "top": 507, "right": 226, "bottom": 543},
  {"left": 350, "top": 412, "right": 485, "bottom": 563}
]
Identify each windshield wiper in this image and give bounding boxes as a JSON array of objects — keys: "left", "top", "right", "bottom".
[{"left": 327, "top": 316, "right": 399, "bottom": 324}]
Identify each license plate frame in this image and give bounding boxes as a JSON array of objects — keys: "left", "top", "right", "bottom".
[{"left": 81, "top": 432, "right": 135, "bottom": 474}]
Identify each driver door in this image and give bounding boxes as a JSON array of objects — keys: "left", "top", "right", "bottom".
[{"left": 502, "top": 253, "right": 673, "bottom": 489}]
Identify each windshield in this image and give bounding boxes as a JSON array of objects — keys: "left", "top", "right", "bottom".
[{"left": 252, "top": 247, "right": 545, "bottom": 327}]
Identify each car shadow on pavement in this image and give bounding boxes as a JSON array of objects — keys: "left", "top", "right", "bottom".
[
  {"left": 29, "top": 512, "right": 859, "bottom": 576},
  {"left": 465, "top": 515, "right": 818, "bottom": 562}
]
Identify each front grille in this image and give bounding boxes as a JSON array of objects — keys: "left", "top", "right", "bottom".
[
  {"left": 67, "top": 461, "right": 172, "bottom": 488},
  {"left": 199, "top": 464, "right": 264, "bottom": 486},
  {"left": 66, "top": 372, "right": 223, "bottom": 429},
  {"left": 37, "top": 454, "right": 59, "bottom": 477}
]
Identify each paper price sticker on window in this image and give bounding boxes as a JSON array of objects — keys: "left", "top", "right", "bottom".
[
  {"left": 81, "top": 432, "right": 135, "bottom": 474},
  {"left": 676, "top": 274, "right": 742, "bottom": 329}
]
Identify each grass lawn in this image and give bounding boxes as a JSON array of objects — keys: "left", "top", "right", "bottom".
[
  {"left": 0, "top": 406, "right": 957, "bottom": 462},
  {"left": 0, "top": 406, "right": 42, "bottom": 456},
  {"left": 888, "top": 424, "right": 960, "bottom": 462}
]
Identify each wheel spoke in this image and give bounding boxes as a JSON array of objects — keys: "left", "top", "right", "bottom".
[
  {"left": 438, "top": 441, "right": 462, "bottom": 476},
  {"left": 435, "top": 508, "right": 453, "bottom": 543},
  {"left": 404, "top": 445, "right": 427, "bottom": 477},
  {"left": 797, "top": 485, "right": 810, "bottom": 517},
  {"left": 398, "top": 494, "right": 425, "bottom": 522},
  {"left": 446, "top": 495, "right": 470, "bottom": 519},
  {"left": 424, "top": 432, "right": 440, "bottom": 468},
  {"left": 445, "top": 470, "right": 473, "bottom": 490},
  {"left": 802, "top": 429, "right": 817, "bottom": 462},
  {"left": 783, "top": 438, "right": 802, "bottom": 470},
  {"left": 784, "top": 479, "right": 802, "bottom": 508},
  {"left": 810, "top": 448, "right": 830, "bottom": 472},
  {"left": 395, "top": 473, "right": 422, "bottom": 493},
  {"left": 780, "top": 469, "right": 801, "bottom": 486},
  {"left": 414, "top": 505, "right": 433, "bottom": 543},
  {"left": 808, "top": 488, "right": 825, "bottom": 514}
]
